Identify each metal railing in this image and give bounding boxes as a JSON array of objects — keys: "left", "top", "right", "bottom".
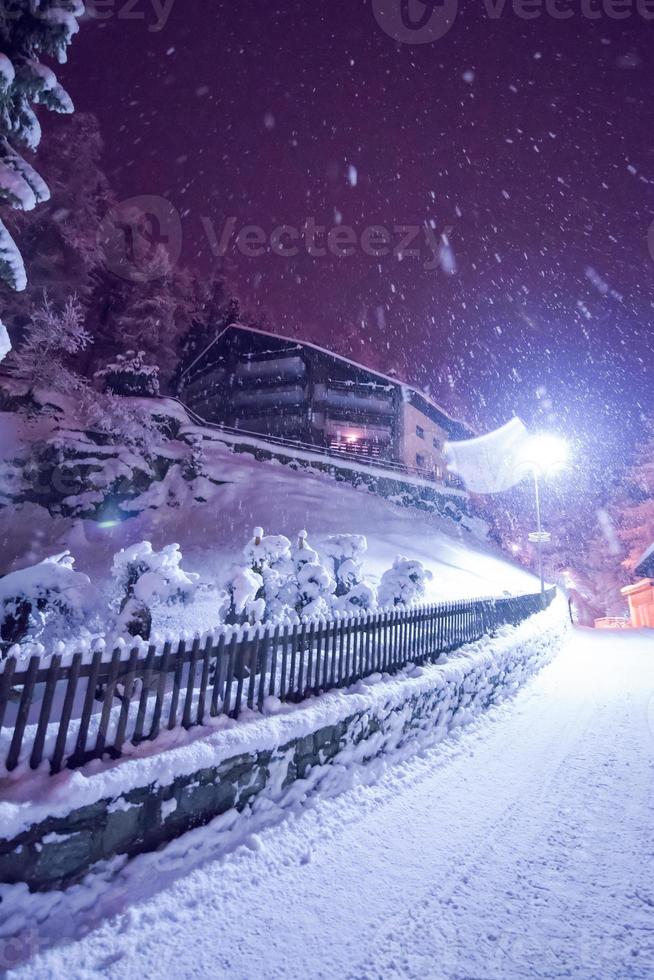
[
  {"left": 0, "top": 587, "right": 556, "bottom": 777},
  {"left": 167, "top": 397, "right": 466, "bottom": 492}
]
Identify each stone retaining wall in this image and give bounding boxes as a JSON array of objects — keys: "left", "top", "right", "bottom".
[{"left": 0, "top": 609, "right": 565, "bottom": 892}]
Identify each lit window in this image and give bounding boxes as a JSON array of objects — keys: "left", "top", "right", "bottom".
[{"left": 416, "top": 425, "right": 425, "bottom": 439}]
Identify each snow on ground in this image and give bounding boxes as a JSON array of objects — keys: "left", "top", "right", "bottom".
[
  {"left": 0, "top": 432, "right": 539, "bottom": 639},
  {"left": 3, "top": 626, "right": 654, "bottom": 979}
]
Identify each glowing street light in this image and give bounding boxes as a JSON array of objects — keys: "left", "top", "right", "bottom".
[
  {"left": 520, "top": 433, "right": 569, "bottom": 602},
  {"left": 520, "top": 433, "right": 569, "bottom": 477}
]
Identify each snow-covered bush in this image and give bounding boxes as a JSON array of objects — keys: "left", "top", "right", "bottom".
[
  {"left": 320, "top": 533, "right": 376, "bottom": 614},
  {"left": 226, "top": 527, "right": 295, "bottom": 624},
  {"left": 225, "top": 567, "right": 265, "bottom": 625},
  {"left": 244, "top": 527, "right": 292, "bottom": 575},
  {"left": 321, "top": 533, "right": 367, "bottom": 594},
  {"left": 292, "top": 530, "right": 335, "bottom": 621},
  {"left": 378, "top": 556, "right": 433, "bottom": 608},
  {"left": 333, "top": 581, "right": 377, "bottom": 615},
  {"left": 227, "top": 528, "right": 341, "bottom": 625},
  {"left": 0, "top": 551, "right": 94, "bottom": 653},
  {"left": 111, "top": 541, "right": 199, "bottom": 639},
  {"left": 95, "top": 350, "right": 160, "bottom": 397}
]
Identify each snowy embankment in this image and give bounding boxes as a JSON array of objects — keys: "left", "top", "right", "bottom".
[
  {"left": 0, "top": 401, "right": 539, "bottom": 649},
  {"left": 0, "top": 597, "right": 565, "bottom": 849}
]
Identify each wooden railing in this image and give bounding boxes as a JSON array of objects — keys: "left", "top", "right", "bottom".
[{"left": 0, "top": 587, "right": 556, "bottom": 777}]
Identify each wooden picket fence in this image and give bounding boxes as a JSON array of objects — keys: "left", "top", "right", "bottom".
[{"left": 0, "top": 587, "right": 556, "bottom": 776}]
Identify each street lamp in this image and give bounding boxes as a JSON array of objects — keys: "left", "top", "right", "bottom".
[{"left": 520, "top": 434, "right": 568, "bottom": 603}]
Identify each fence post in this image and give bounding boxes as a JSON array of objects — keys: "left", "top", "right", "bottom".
[
  {"left": 196, "top": 635, "right": 214, "bottom": 726},
  {"left": 133, "top": 644, "right": 157, "bottom": 744},
  {"left": 51, "top": 652, "right": 82, "bottom": 774},
  {"left": 114, "top": 647, "right": 140, "bottom": 753},
  {"left": 168, "top": 639, "right": 186, "bottom": 730},
  {"left": 150, "top": 641, "right": 172, "bottom": 740},
  {"left": 30, "top": 654, "right": 61, "bottom": 770},
  {"left": 268, "top": 623, "right": 280, "bottom": 698},
  {"left": 6, "top": 655, "right": 40, "bottom": 770},
  {"left": 95, "top": 648, "right": 122, "bottom": 758},
  {"left": 182, "top": 637, "right": 201, "bottom": 729}
]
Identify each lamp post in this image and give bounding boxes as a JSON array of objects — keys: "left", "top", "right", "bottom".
[
  {"left": 533, "top": 467, "right": 544, "bottom": 598},
  {"left": 521, "top": 434, "right": 568, "bottom": 605}
]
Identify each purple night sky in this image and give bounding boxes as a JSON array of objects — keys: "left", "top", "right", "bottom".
[{"left": 57, "top": 1, "right": 654, "bottom": 495}]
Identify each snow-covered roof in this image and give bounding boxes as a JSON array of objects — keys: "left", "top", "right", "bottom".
[
  {"left": 183, "top": 322, "right": 474, "bottom": 438},
  {"left": 635, "top": 541, "right": 654, "bottom": 578}
]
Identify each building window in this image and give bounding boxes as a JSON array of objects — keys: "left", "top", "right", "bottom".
[
  {"left": 432, "top": 437, "right": 441, "bottom": 450},
  {"left": 416, "top": 425, "right": 425, "bottom": 439},
  {"left": 416, "top": 453, "right": 427, "bottom": 469}
]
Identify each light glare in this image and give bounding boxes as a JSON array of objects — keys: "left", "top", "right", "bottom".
[{"left": 521, "top": 433, "right": 569, "bottom": 476}]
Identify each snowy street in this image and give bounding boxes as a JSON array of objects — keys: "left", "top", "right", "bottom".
[
  {"left": 8, "top": 626, "right": 654, "bottom": 979},
  {"left": 1, "top": 2, "right": 653, "bottom": 976}
]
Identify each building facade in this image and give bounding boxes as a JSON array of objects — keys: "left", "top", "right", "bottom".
[
  {"left": 619, "top": 542, "right": 654, "bottom": 629},
  {"left": 179, "top": 324, "right": 473, "bottom": 481}
]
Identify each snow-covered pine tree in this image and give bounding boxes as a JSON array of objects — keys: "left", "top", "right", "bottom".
[
  {"left": 6, "top": 292, "right": 90, "bottom": 396},
  {"left": 90, "top": 256, "right": 196, "bottom": 388},
  {"left": 0, "top": 113, "right": 111, "bottom": 344},
  {"left": 617, "top": 418, "right": 654, "bottom": 572},
  {"left": 174, "top": 275, "right": 240, "bottom": 389},
  {"left": 580, "top": 511, "right": 629, "bottom": 621},
  {"left": 95, "top": 350, "right": 160, "bottom": 397},
  {"left": 0, "top": 0, "right": 84, "bottom": 312}
]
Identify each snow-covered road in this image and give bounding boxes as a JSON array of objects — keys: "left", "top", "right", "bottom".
[{"left": 7, "top": 627, "right": 654, "bottom": 979}]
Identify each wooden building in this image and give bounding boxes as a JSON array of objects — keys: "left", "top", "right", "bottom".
[
  {"left": 179, "top": 323, "right": 473, "bottom": 481},
  {"left": 620, "top": 542, "right": 654, "bottom": 629}
]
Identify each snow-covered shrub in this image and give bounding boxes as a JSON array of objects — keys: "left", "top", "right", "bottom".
[
  {"left": 320, "top": 533, "right": 376, "bottom": 614},
  {"left": 95, "top": 350, "right": 160, "bottom": 397},
  {"left": 225, "top": 567, "right": 265, "bottom": 625},
  {"left": 378, "top": 556, "right": 433, "bottom": 608},
  {"left": 320, "top": 533, "right": 367, "bottom": 595},
  {"left": 292, "top": 530, "right": 335, "bottom": 621},
  {"left": 0, "top": 551, "right": 94, "bottom": 653},
  {"left": 226, "top": 528, "right": 339, "bottom": 625},
  {"left": 333, "top": 581, "right": 377, "bottom": 615},
  {"left": 111, "top": 541, "right": 199, "bottom": 639},
  {"left": 244, "top": 527, "right": 292, "bottom": 575},
  {"left": 226, "top": 527, "right": 295, "bottom": 625}
]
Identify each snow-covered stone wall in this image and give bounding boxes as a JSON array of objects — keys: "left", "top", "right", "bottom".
[{"left": 0, "top": 600, "right": 567, "bottom": 893}]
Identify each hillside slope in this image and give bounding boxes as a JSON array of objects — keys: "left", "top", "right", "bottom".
[{"left": 0, "top": 426, "right": 538, "bottom": 611}]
